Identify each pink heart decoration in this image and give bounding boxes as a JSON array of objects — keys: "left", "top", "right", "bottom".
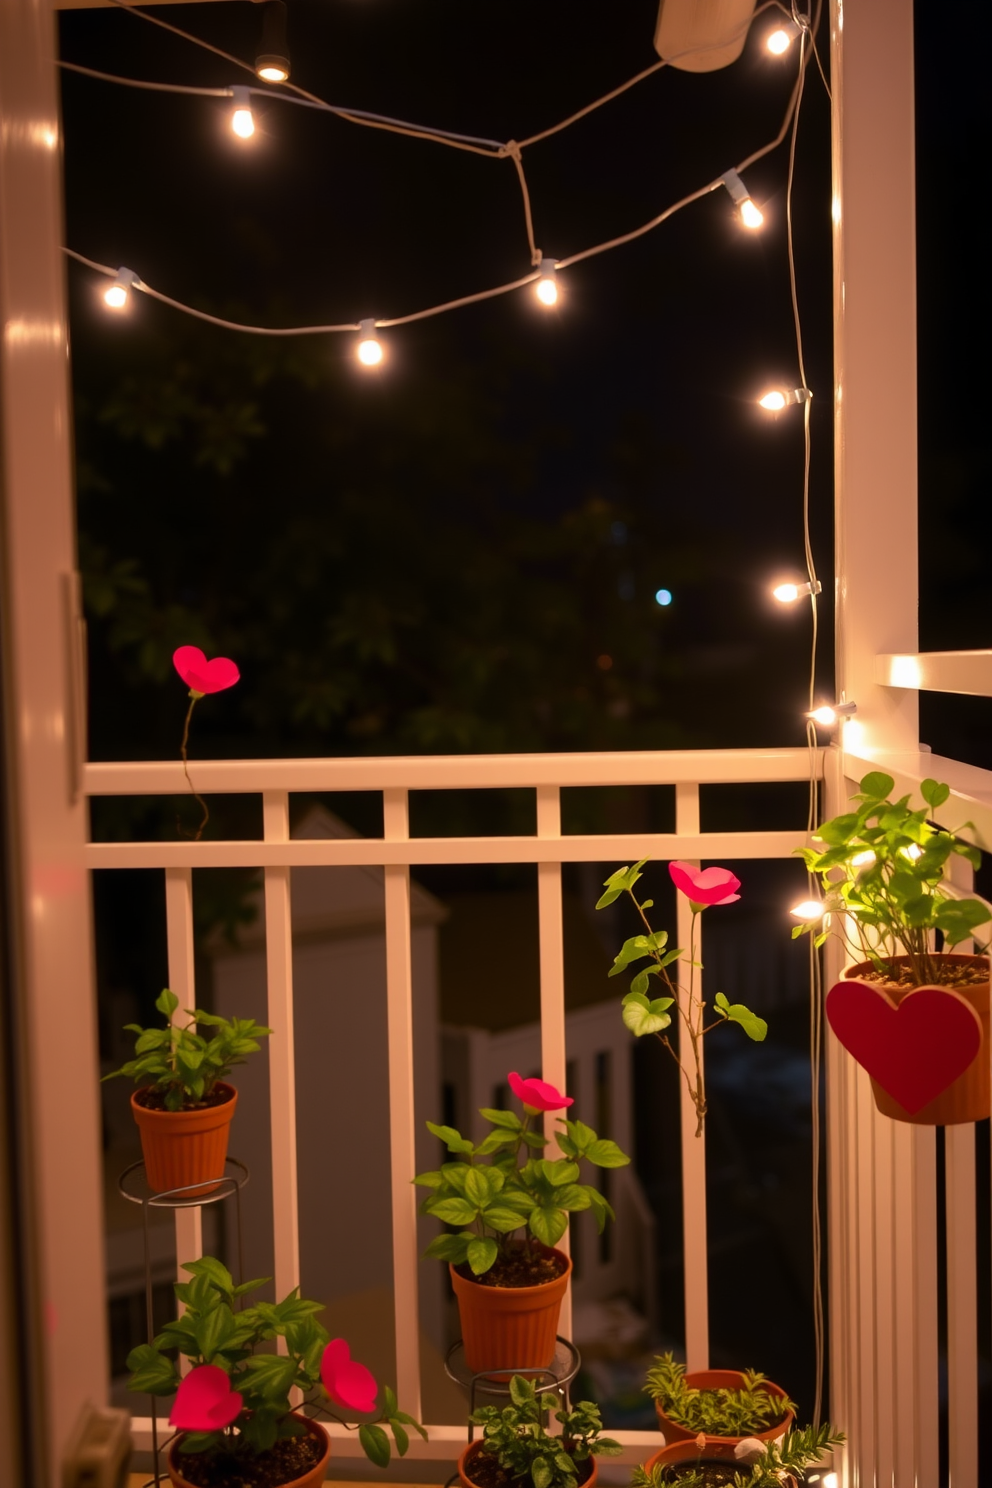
[
  {"left": 826, "top": 979, "right": 983, "bottom": 1114},
  {"left": 173, "top": 645, "right": 240, "bottom": 696},
  {"left": 170, "top": 1364, "right": 243, "bottom": 1431},
  {"left": 321, "top": 1338, "right": 379, "bottom": 1413}
]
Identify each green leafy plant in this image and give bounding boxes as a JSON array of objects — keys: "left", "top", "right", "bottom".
[
  {"left": 467, "top": 1374, "right": 622, "bottom": 1488},
  {"left": 127, "top": 1256, "right": 425, "bottom": 1468},
  {"left": 415, "top": 1071, "right": 629, "bottom": 1277},
  {"left": 597, "top": 860, "right": 767, "bottom": 1137},
  {"left": 794, "top": 773, "right": 990, "bottom": 985},
  {"left": 102, "top": 987, "right": 272, "bottom": 1110},
  {"left": 631, "top": 1423, "right": 845, "bottom": 1486},
  {"left": 643, "top": 1354, "right": 794, "bottom": 1437}
]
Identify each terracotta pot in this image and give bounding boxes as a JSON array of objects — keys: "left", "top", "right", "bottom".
[
  {"left": 450, "top": 1246, "right": 572, "bottom": 1376},
  {"left": 131, "top": 1083, "right": 237, "bottom": 1196},
  {"left": 652, "top": 1369, "right": 793, "bottom": 1447},
  {"left": 458, "top": 1439, "right": 598, "bottom": 1488},
  {"left": 166, "top": 1412, "right": 329, "bottom": 1488},
  {"left": 643, "top": 1441, "right": 796, "bottom": 1485},
  {"left": 844, "top": 955, "right": 990, "bottom": 1125}
]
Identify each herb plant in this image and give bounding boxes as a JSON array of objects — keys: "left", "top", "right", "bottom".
[
  {"left": 794, "top": 773, "right": 990, "bottom": 986},
  {"left": 597, "top": 860, "right": 767, "bottom": 1137},
  {"left": 643, "top": 1354, "right": 794, "bottom": 1437},
  {"left": 631, "top": 1423, "right": 845, "bottom": 1486},
  {"left": 415, "top": 1071, "right": 630, "bottom": 1278},
  {"left": 127, "top": 1256, "right": 425, "bottom": 1467},
  {"left": 103, "top": 987, "right": 272, "bottom": 1111},
  {"left": 468, "top": 1374, "right": 622, "bottom": 1488}
]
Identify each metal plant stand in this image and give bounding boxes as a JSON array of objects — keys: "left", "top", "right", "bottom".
[{"left": 118, "top": 1157, "right": 250, "bottom": 1488}]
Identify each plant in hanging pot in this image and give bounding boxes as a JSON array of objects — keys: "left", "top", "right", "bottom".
[
  {"left": 127, "top": 1255, "right": 425, "bottom": 1488},
  {"left": 458, "top": 1374, "right": 622, "bottom": 1488},
  {"left": 415, "top": 1071, "right": 630, "bottom": 1374},
  {"left": 794, "top": 772, "right": 991, "bottom": 1124},
  {"left": 596, "top": 860, "right": 767, "bottom": 1136},
  {"left": 103, "top": 987, "right": 272, "bottom": 1194},
  {"left": 642, "top": 1353, "right": 795, "bottom": 1448},
  {"left": 634, "top": 1422, "right": 844, "bottom": 1487}
]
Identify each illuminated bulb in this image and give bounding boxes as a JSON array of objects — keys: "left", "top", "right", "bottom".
[
  {"left": 230, "top": 86, "right": 255, "bottom": 139},
  {"left": 256, "top": 0, "right": 290, "bottom": 83},
  {"left": 356, "top": 318, "right": 383, "bottom": 367},
  {"left": 902, "top": 843, "right": 923, "bottom": 861},
  {"left": 851, "top": 850, "right": 876, "bottom": 868},
  {"left": 823, "top": 1476, "right": 839, "bottom": 1488},
  {"left": 103, "top": 267, "right": 137, "bottom": 311},
  {"left": 720, "top": 169, "right": 764, "bottom": 230},
  {"left": 773, "top": 579, "right": 822, "bottom": 603},
  {"left": 759, "top": 386, "right": 812, "bottom": 411},
  {"left": 807, "top": 702, "right": 858, "bottom": 727},
  {"left": 767, "top": 20, "right": 801, "bottom": 53},
  {"left": 791, "top": 900, "right": 825, "bottom": 923},
  {"left": 534, "top": 258, "right": 558, "bottom": 306},
  {"left": 655, "top": 588, "right": 673, "bottom": 607}
]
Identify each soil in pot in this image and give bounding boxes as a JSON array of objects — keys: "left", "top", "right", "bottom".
[
  {"left": 643, "top": 1443, "right": 791, "bottom": 1487},
  {"left": 167, "top": 1417, "right": 327, "bottom": 1488},
  {"left": 454, "top": 1247, "right": 567, "bottom": 1290},
  {"left": 460, "top": 1441, "right": 595, "bottom": 1488}
]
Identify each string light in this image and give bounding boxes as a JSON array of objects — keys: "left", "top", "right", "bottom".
[
  {"left": 767, "top": 20, "right": 802, "bottom": 53},
  {"left": 655, "top": 589, "right": 673, "bottom": 607},
  {"left": 255, "top": 1, "right": 290, "bottom": 84},
  {"left": 356, "top": 319, "right": 383, "bottom": 367},
  {"left": 230, "top": 85, "right": 255, "bottom": 139},
  {"left": 791, "top": 900, "right": 825, "bottom": 923},
  {"left": 535, "top": 258, "right": 558, "bottom": 306},
  {"left": 806, "top": 702, "right": 857, "bottom": 728},
  {"left": 773, "top": 578, "right": 821, "bottom": 603},
  {"left": 720, "top": 169, "right": 764, "bottom": 229},
  {"left": 851, "top": 849, "right": 876, "bottom": 868},
  {"left": 759, "top": 386, "right": 812, "bottom": 411},
  {"left": 103, "top": 266, "right": 138, "bottom": 310}
]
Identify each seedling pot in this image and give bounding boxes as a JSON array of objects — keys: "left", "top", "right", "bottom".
[
  {"left": 450, "top": 1246, "right": 572, "bottom": 1376},
  {"left": 643, "top": 1440, "right": 797, "bottom": 1485},
  {"left": 166, "top": 1411, "right": 329, "bottom": 1488},
  {"left": 131, "top": 1081, "right": 237, "bottom": 1196},
  {"left": 458, "top": 1438, "right": 597, "bottom": 1488},
  {"left": 652, "top": 1368, "right": 793, "bottom": 1447}
]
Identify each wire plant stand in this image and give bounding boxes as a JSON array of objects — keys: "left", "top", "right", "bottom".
[{"left": 118, "top": 1156, "right": 249, "bottom": 1488}]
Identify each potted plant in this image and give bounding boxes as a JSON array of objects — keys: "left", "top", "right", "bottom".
[
  {"left": 103, "top": 987, "right": 272, "bottom": 1194},
  {"left": 643, "top": 1354, "right": 795, "bottom": 1448},
  {"left": 127, "top": 1255, "right": 425, "bottom": 1487},
  {"left": 415, "top": 1070, "right": 630, "bottom": 1373},
  {"left": 458, "top": 1373, "right": 622, "bottom": 1488},
  {"left": 795, "top": 772, "right": 991, "bottom": 1124},
  {"left": 635, "top": 1423, "right": 845, "bottom": 1486},
  {"left": 596, "top": 860, "right": 767, "bottom": 1135}
]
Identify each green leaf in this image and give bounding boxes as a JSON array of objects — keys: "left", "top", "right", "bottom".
[
  {"left": 126, "top": 1344, "right": 179, "bottom": 1396},
  {"left": 244, "top": 1354, "right": 298, "bottom": 1398},
  {"left": 540, "top": 1158, "right": 580, "bottom": 1187},
  {"left": 464, "top": 1167, "right": 496, "bottom": 1206},
  {"left": 621, "top": 992, "right": 672, "bottom": 1037},
  {"left": 196, "top": 1303, "right": 237, "bottom": 1362},
  {"left": 424, "top": 1232, "right": 471, "bottom": 1264},
  {"left": 585, "top": 1138, "right": 631, "bottom": 1167},
  {"left": 390, "top": 1421, "right": 410, "bottom": 1457},
  {"left": 183, "top": 1255, "right": 235, "bottom": 1299},
  {"left": 155, "top": 988, "right": 179, "bottom": 1019},
  {"left": 466, "top": 1236, "right": 499, "bottom": 1275},
  {"left": 719, "top": 1003, "right": 768, "bottom": 1041},
  {"left": 425, "top": 1121, "right": 474, "bottom": 1154},
  {"left": 596, "top": 859, "right": 649, "bottom": 910},
  {"left": 480, "top": 1108, "right": 522, "bottom": 1130},
  {"left": 481, "top": 1205, "right": 527, "bottom": 1233},
  {"left": 359, "top": 1424, "right": 391, "bottom": 1468},
  {"left": 553, "top": 1184, "right": 592, "bottom": 1211},
  {"left": 532, "top": 1455, "right": 553, "bottom": 1488},
  {"left": 528, "top": 1205, "right": 568, "bottom": 1247},
  {"left": 425, "top": 1195, "right": 478, "bottom": 1226},
  {"left": 920, "top": 778, "right": 950, "bottom": 810},
  {"left": 858, "top": 771, "right": 894, "bottom": 801},
  {"left": 413, "top": 1170, "right": 445, "bottom": 1189}
]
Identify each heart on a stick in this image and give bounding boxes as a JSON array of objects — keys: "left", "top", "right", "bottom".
[
  {"left": 170, "top": 1364, "right": 243, "bottom": 1431},
  {"left": 826, "top": 979, "right": 983, "bottom": 1114}
]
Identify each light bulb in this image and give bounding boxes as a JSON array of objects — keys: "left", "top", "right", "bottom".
[
  {"left": 791, "top": 900, "right": 825, "bottom": 922},
  {"left": 902, "top": 843, "right": 923, "bottom": 861},
  {"left": 759, "top": 386, "right": 812, "bottom": 412},
  {"left": 257, "top": 64, "right": 289, "bottom": 82},
  {"left": 655, "top": 588, "right": 673, "bottom": 607},
  {"left": 851, "top": 850, "right": 876, "bottom": 868},
  {"left": 357, "top": 319, "right": 383, "bottom": 367},
  {"left": 767, "top": 28, "right": 792, "bottom": 53},
  {"left": 773, "top": 578, "right": 821, "bottom": 603},
  {"left": 103, "top": 267, "right": 137, "bottom": 311},
  {"left": 230, "top": 86, "right": 255, "bottom": 139},
  {"left": 807, "top": 702, "right": 857, "bottom": 728},
  {"left": 535, "top": 258, "right": 558, "bottom": 306},
  {"left": 720, "top": 169, "right": 764, "bottom": 231},
  {"left": 256, "top": 1, "right": 290, "bottom": 83},
  {"left": 823, "top": 1476, "right": 839, "bottom": 1488},
  {"left": 739, "top": 198, "right": 764, "bottom": 230}
]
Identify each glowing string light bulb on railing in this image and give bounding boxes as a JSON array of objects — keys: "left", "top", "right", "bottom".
[
  {"left": 255, "top": 1, "right": 291, "bottom": 83},
  {"left": 772, "top": 578, "right": 822, "bottom": 604},
  {"left": 103, "top": 266, "right": 138, "bottom": 311},
  {"left": 806, "top": 701, "right": 857, "bottom": 728},
  {"left": 767, "top": 19, "right": 802, "bottom": 53},
  {"left": 230, "top": 86, "right": 255, "bottom": 139},
  {"left": 759, "top": 386, "right": 812, "bottom": 412},
  {"left": 720, "top": 169, "right": 764, "bottom": 230},
  {"left": 356, "top": 319, "right": 383, "bottom": 367},
  {"left": 791, "top": 899, "right": 825, "bottom": 923},
  {"left": 534, "top": 258, "right": 558, "bottom": 307}
]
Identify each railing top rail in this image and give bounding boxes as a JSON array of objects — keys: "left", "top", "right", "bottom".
[{"left": 83, "top": 746, "right": 823, "bottom": 796}]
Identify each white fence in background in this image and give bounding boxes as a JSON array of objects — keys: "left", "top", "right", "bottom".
[{"left": 85, "top": 745, "right": 821, "bottom": 1463}]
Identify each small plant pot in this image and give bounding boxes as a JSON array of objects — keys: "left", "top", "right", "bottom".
[
  {"left": 841, "top": 955, "right": 990, "bottom": 1126},
  {"left": 458, "top": 1440, "right": 598, "bottom": 1488},
  {"left": 450, "top": 1246, "right": 572, "bottom": 1376},
  {"left": 643, "top": 1440, "right": 797, "bottom": 1486},
  {"left": 166, "top": 1412, "right": 329, "bottom": 1488},
  {"left": 131, "top": 1082, "right": 237, "bottom": 1196},
  {"left": 652, "top": 1369, "right": 793, "bottom": 1447}
]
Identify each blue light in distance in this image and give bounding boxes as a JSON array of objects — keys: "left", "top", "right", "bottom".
[{"left": 655, "top": 588, "right": 673, "bottom": 607}]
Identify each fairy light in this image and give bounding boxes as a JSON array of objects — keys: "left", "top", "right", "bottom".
[
  {"left": 103, "top": 267, "right": 138, "bottom": 310},
  {"left": 791, "top": 900, "right": 825, "bottom": 923},
  {"left": 901, "top": 843, "right": 924, "bottom": 861},
  {"left": 773, "top": 579, "right": 822, "bottom": 603},
  {"left": 230, "top": 86, "right": 255, "bottom": 139},
  {"left": 720, "top": 169, "right": 764, "bottom": 230},
  {"left": 768, "top": 20, "right": 801, "bottom": 53},
  {"left": 759, "top": 386, "right": 812, "bottom": 411},
  {"left": 356, "top": 319, "right": 383, "bottom": 367},
  {"left": 851, "top": 849, "right": 876, "bottom": 868},
  {"left": 535, "top": 258, "right": 558, "bottom": 306},
  {"left": 807, "top": 702, "right": 857, "bottom": 728},
  {"left": 255, "top": 0, "right": 290, "bottom": 83}
]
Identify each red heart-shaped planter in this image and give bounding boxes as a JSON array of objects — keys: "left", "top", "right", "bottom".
[{"left": 826, "top": 979, "right": 983, "bottom": 1114}]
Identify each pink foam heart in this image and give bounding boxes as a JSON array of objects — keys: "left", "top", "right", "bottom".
[
  {"left": 173, "top": 645, "right": 240, "bottom": 696},
  {"left": 321, "top": 1338, "right": 378, "bottom": 1413},
  {"left": 170, "top": 1364, "right": 243, "bottom": 1432},
  {"left": 826, "top": 979, "right": 982, "bottom": 1114}
]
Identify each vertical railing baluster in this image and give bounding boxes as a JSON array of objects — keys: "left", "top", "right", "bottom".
[
  {"left": 853, "top": 1071, "right": 877, "bottom": 1483},
  {"left": 946, "top": 1124, "right": 978, "bottom": 1487},
  {"left": 383, "top": 787, "right": 422, "bottom": 1419},
  {"left": 912, "top": 1127, "right": 939, "bottom": 1488},
  {"left": 536, "top": 784, "right": 570, "bottom": 1338},
  {"left": 165, "top": 868, "right": 203, "bottom": 1327},
  {"left": 674, "top": 783, "right": 707, "bottom": 1372},
  {"left": 891, "top": 1122, "right": 921, "bottom": 1486},
  {"left": 872, "top": 1116, "right": 895, "bottom": 1484},
  {"left": 263, "top": 792, "right": 301, "bottom": 1328}
]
